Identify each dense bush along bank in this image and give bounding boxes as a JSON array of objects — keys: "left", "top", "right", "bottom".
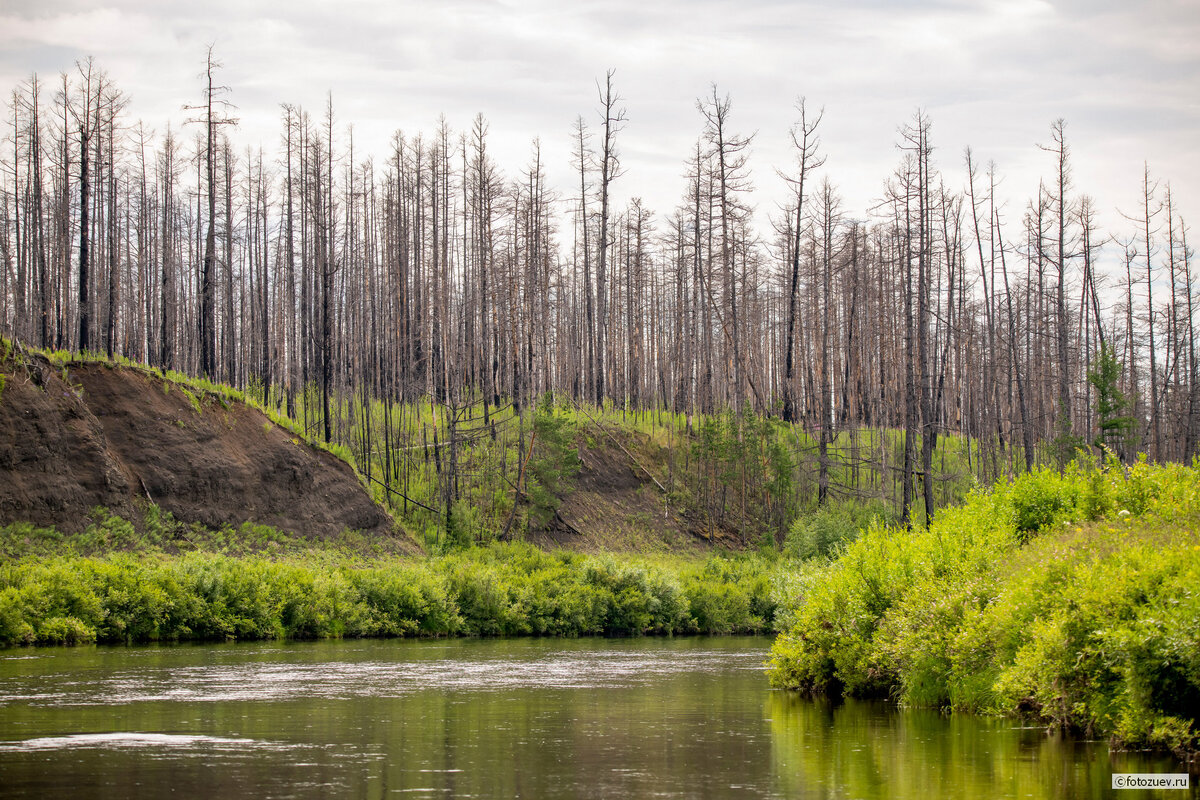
[
  {"left": 767, "top": 458, "right": 1200, "bottom": 758},
  {"left": 0, "top": 544, "right": 778, "bottom": 645}
]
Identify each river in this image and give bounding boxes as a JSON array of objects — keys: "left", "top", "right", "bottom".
[{"left": 0, "top": 637, "right": 1192, "bottom": 798}]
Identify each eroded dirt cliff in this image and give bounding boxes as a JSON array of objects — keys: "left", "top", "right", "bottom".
[{"left": 0, "top": 350, "right": 395, "bottom": 541}]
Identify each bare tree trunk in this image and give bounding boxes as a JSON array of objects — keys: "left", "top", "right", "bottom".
[
  {"left": 782, "top": 100, "right": 823, "bottom": 423},
  {"left": 200, "top": 53, "right": 218, "bottom": 377},
  {"left": 1141, "top": 165, "right": 1161, "bottom": 461},
  {"left": 998, "top": 213, "right": 1034, "bottom": 472},
  {"left": 78, "top": 119, "right": 91, "bottom": 351},
  {"left": 595, "top": 71, "right": 625, "bottom": 407}
]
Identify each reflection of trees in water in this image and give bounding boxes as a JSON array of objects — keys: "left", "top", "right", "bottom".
[{"left": 765, "top": 693, "right": 1181, "bottom": 800}]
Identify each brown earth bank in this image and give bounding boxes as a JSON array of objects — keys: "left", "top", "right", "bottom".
[
  {"left": 0, "top": 349, "right": 397, "bottom": 542},
  {"left": 526, "top": 431, "right": 747, "bottom": 554}
]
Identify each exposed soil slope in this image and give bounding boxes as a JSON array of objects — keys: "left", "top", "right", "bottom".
[
  {"left": 527, "top": 429, "right": 742, "bottom": 554},
  {"left": 0, "top": 352, "right": 395, "bottom": 540}
]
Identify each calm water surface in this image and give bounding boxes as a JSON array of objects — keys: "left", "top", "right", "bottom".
[{"left": 0, "top": 637, "right": 1193, "bottom": 799}]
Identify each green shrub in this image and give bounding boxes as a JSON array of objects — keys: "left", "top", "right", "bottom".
[
  {"left": 990, "top": 540, "right": 1200, "bottom": 753},
  {"left": 445, "top": 500, "right": 481, "bottom": 550},
  {"left": 0, "top": 586, "right": 36, "bottom": 645},
  {"left": 1006, "top": 468, "right": 1078, "bottom": 538},
  {"left": 768, "top": 458, "right": 1200, "bottom": 757},
  {"left": 784, "top": 501, "right": 893, "bottom": 560},
  {"left": 87, "top": 557, "right": 186, "bottom": 641},
  {"left": 0, "top": 540, "right": 783, "bottom": 646},
  {"left": 1114, "top": 456, "right": 1156, "bottom": 516},
  {"left": 351, "top": 567, "right": 457, "bottom": 636},
  {"left": 36, "top": 616, "right": 96, "bottom": 645},
  {"left": 1081, "top": 466, "right": 1116, "bottom": 521}
]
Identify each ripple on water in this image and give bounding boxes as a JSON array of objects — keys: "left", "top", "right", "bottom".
[
  {"left": 0, "top": 732, "right": 292, "bottom": 752},
  {"left": 2, "top": 648, "right": 765, "bottom": 707}
]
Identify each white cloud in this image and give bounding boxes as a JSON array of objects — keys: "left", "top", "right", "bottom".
[{"left": 0, "top": 0, "right": 1195, "bottom": 251}]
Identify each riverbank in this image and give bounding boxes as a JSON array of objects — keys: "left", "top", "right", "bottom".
[{"left": 767, "top": 458, "right": 1200, "bottom": 761}]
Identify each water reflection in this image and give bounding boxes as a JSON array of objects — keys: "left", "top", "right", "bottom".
[
  {"left": 0, "top": 638, "right": 776, "bottom": 799},
  {"left": 767, "top": 692, "right": 1195, "bottom": 800},
  {"left": 0, "top": 638, "right": 1193, "bottom": 799}
]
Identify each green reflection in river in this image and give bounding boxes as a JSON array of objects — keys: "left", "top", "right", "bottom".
[
  {"left": 0, "top": 638, "right": 1194, "bottom": 799},
  {"left": 767, "top": 691, "right": 1194, "bottom": 800}
]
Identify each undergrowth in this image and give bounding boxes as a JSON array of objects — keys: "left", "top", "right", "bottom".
[
  {"left": 766, "top": 455, "right": 1200, "bottom": 759},
  {"left": 0, "top": 543, "right": 780, "bottom": 645}
]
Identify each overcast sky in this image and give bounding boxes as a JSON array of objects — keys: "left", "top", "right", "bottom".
[{"left": 2, "top": 0, "right": 1198, "bottom": 251}]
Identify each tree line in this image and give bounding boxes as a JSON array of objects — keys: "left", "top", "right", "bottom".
[{"left": 2, "top": 55, "right": 1196, "bottom": 526}]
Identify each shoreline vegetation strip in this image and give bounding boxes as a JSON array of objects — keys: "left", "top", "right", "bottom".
[{"left": 1, "top": 458, "right": 1197, "bottom": 759}]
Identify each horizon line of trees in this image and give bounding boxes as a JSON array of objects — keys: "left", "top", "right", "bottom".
[{"left": 2, "top": 55, "right": 1196, "bottom": 525}]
